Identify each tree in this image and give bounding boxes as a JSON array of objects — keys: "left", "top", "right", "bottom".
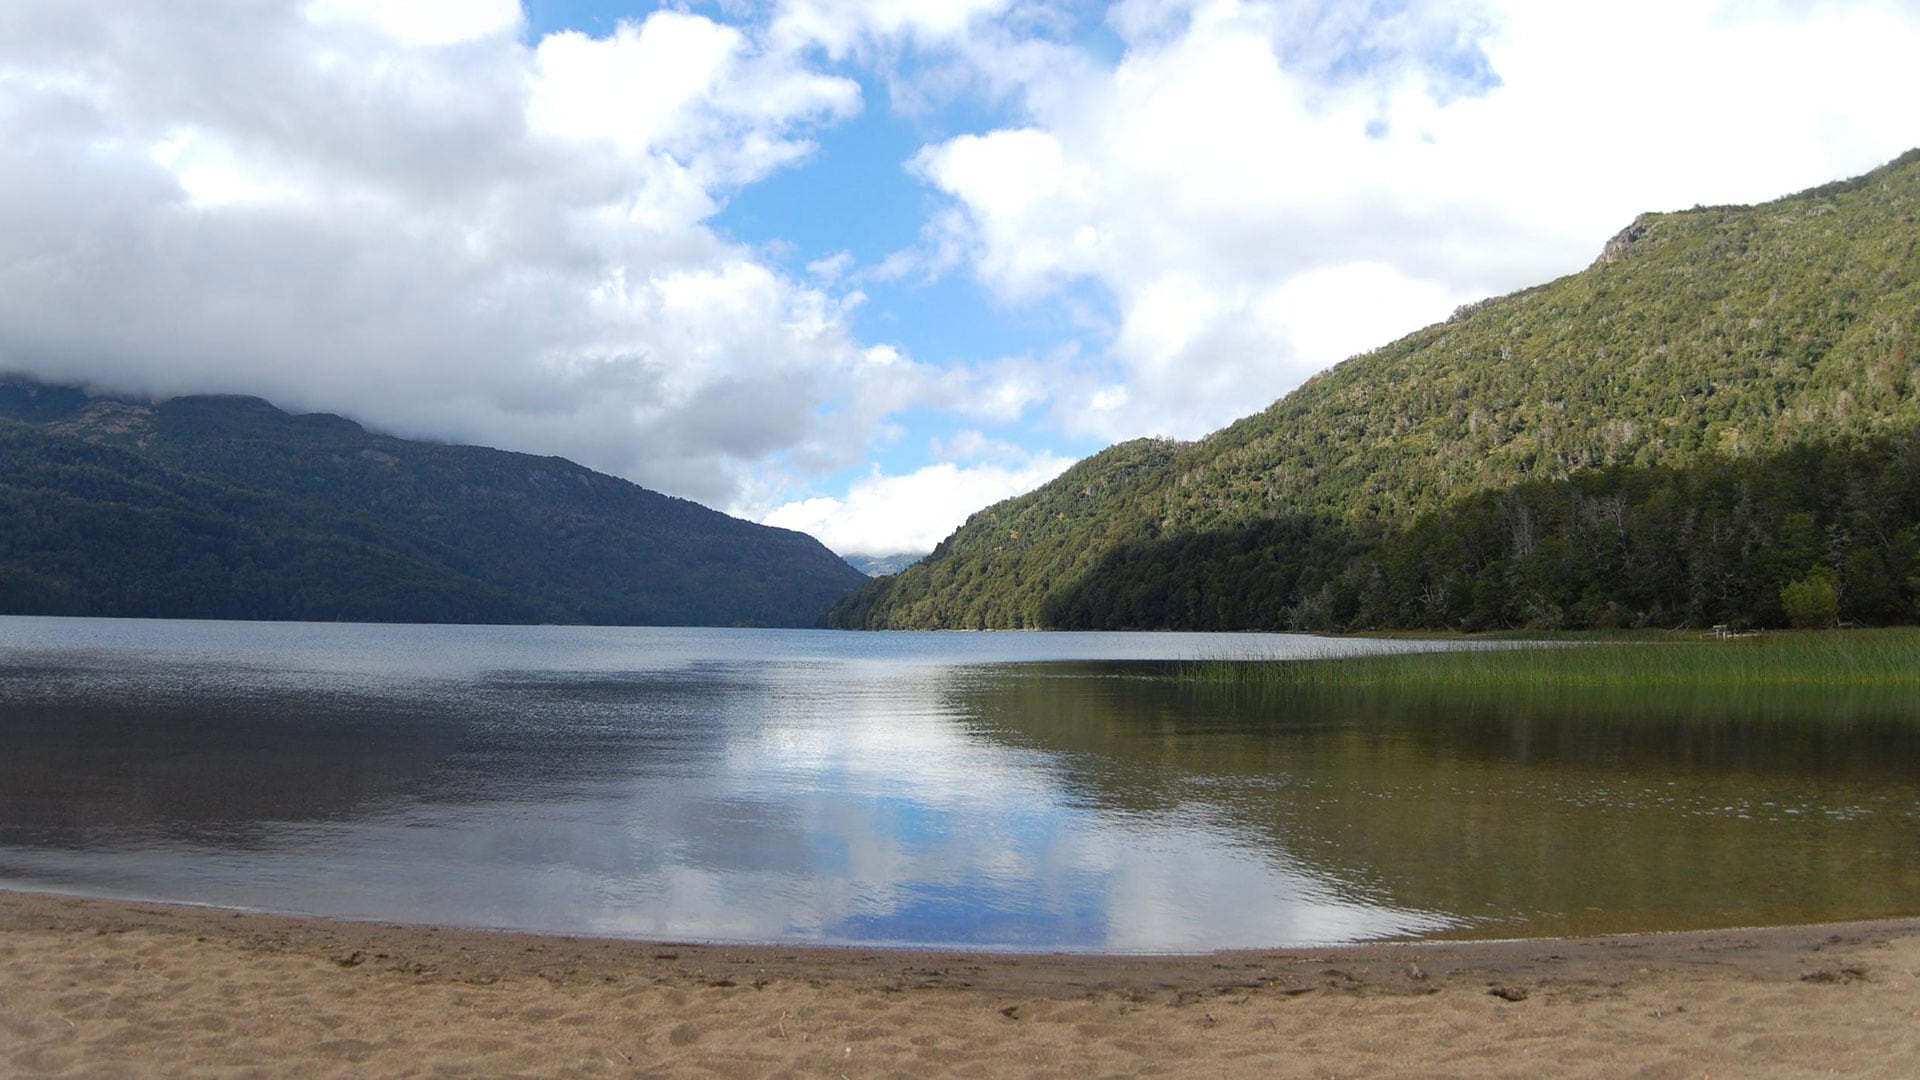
[{"left": 1780, "top": 568, "right": 1840, "bottom": 629}]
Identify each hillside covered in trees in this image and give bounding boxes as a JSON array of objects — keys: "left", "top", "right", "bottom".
[
  {"left": 829, "top": 150, "right": 1920, "bottom": 632},
  {"left": 0, "top": 381, "right": 867, "bottom": 626}
]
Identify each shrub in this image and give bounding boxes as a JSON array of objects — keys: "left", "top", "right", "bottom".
[{"left": 1780, "top": 568, "right": 1840, "bottom": 629}]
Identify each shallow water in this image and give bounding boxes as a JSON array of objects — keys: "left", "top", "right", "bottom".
[{"left": 0, "top": 617, "right": 1914, "bottom": 951}]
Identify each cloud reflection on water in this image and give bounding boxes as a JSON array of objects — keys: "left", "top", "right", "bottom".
[
  {"left": 11, "top": 619, "right": 1913, "bottom": 949},
  {"left": 0, "top": 620, "right": 1455, "bottom": 950}
]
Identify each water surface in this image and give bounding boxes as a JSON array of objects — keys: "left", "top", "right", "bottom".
[{"left": 1, "top": 617, "right": 1915, "bottom": 951}]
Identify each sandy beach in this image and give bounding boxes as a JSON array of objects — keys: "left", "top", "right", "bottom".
[{"left": 0, "top": 891, "right": 1915, "bottom": 1077}]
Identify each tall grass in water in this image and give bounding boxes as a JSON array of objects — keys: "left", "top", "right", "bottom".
[{"left": 1178, "top": 629, "right": 1920, "bottom": 693}]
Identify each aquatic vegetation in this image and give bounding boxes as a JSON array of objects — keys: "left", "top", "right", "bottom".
[{"left": 1175, "top": 629, "right": 1920, "bottom": 692}]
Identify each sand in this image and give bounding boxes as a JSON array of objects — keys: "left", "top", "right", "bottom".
[{"left": 1, "top": 891, "right": 1916, "bottom": 1078}]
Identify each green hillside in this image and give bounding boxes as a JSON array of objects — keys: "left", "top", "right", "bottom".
[
  {"left": 0, "top": 382, "right": 867, "bottom": 626},
  {"left": 831, "top": 150, "right": 1920, "bottom": 631}
]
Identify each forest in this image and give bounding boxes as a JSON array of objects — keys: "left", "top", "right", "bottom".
[
  {"left": 1028, "top": 434, "right": 1920, "bottom": 632},
  {"left": 828, "top": 150, "right": 1920, "bottom": 631},
  {"left": 0, "top": 383, "right": 867, "bottom": 626}
]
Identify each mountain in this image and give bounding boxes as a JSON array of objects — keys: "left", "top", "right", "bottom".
[
  {"left": 829, "top": 150, "right": 1920, "bottom": 631},
  {"left": 841, "top": 552, "right": 926, "bottom": 577},
  {"left": 0, "top": 382, "right": 867, "bottom": 626}
]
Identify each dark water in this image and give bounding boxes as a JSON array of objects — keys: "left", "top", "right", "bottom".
[{"left": 1, "top": 617, "right": 1915, "bottom": 951}]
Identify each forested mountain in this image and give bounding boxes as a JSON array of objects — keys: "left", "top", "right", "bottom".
[
  {"left": 842, "top": 553, "right": 926, "bottom": 577},
  {"left": 0, "top": 382, "right": 867, "bottom": 626},
  {"left": 830, "top": 150, "right": 1920, "bottom": 631}
]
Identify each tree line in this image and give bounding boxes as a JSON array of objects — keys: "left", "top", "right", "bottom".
[{"left": 1028, "top": 433, "right": 1920, "bottom": 632}]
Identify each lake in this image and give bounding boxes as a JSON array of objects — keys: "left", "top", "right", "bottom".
[{"left": 1, "top": 616, "right": 1915, "bottom": 952}]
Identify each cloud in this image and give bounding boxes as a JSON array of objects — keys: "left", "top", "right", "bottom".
[
  {"left": 909, "top": 0, "right": 1920, "bottom": 440},
  {"left": 761, "top": 453, "right": 1075, "bottom": 555},
  {"left": 806, "top": 251, "right": 856, "bottom": 282},
  {"left": 529, "top": 12, "right": 860, "bottom": 183},
  {"left": 0, "top": 0, "right": 878, "bottom": 511},
  {"left": 771, "top": 0, "right": 1021, "bottom": 58},
  {"left": 923, "top": 352, "right": 1065, "bottom": 424},
  {"left": 3, "top": 0, "right": 1917, "bottom": 559},
  {"left": 931, "top": 428, "right": 1029, "bottom": 462},
  {"left": 304, "top": 0, "right": 524, "bottom": 46}
]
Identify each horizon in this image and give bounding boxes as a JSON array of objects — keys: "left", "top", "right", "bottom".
[{"left": 3, "top": 1, "right": 1918, "bottom": 557}]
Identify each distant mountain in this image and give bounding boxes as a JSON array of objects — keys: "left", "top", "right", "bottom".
[
  {"left": 0, "top": 381, "right": 867, "bottom": 626},
  {"left": 829, "top": 150, "right": 1920, "bottom": 631},
  {"left": 841, "top": 552, "right": 926, "bottom": 577}
]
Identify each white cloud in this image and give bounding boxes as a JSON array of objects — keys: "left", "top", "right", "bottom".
[
  {"left": 0, "top": 0, "right": 880, "bottom": 512},
  {"left": 528, "top": 16, "right": 746, "bottom": 154},
  {"left": 928, "top": 353, "right": 1062, "bottom": 424},
  {"left": 528, "top": 13, "right": 859, "bottom": 183},
  {"left": 910, "top": 0, "right": 1920, "bottom": 440},
  {"left": 912, "top": 128, "right": 1102, "bottom": 297},
  {"left": 770, "top": 0, "right": 1021, "bottom": 59},
  {"left": 3, "top": 0, "right": 1917, "bottom": 563},
  {"left": 931, "top": 428, "right": 1028, "bottom": 462},
  {"left": 1258, "top": 262, "right": 1460, "bottom": 372},
  {"left": 762, "top": 453, "right": 1076, "bottom": 555},
  {"left": 303, "top": 0, "right": 522, "bottom": 46},
  {"left": 806, "top": 250, "right": 856, "bottom": 282}
]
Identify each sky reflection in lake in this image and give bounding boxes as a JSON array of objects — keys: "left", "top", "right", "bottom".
[{"left": 1, "top": 618, "right": 1914, "bottom": 950}]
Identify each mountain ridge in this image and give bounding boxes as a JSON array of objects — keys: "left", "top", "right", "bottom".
[
  {"left": 0, "top": 380, "right": 867, "bottom": 626},
  {"left": 829, "top": 149, "right": 1920, "bottom": 631}
]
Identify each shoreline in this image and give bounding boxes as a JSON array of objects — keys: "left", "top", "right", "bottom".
[{"left": 4, "top": 889, "right": 1917, "bottom": 1076}]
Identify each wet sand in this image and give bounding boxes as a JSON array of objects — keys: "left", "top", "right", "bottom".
[{"left": 2, "top": 890, "right": 1916, "bottom": 1078}]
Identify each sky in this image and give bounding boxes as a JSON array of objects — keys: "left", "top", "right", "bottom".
[{"left": 2, "top": 2, "right": 1918, "bottom": 558}]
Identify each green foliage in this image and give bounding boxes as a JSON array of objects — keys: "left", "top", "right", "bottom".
[
  {"left": 829, "top": 149, "right": 1920, "bottom": 631},
  {"left": 834, "top": 437, "right": 1184, "bottom": 629},
  {"left": 0, "top": 385, "right": 867, "bottom": 626},
  {"left": 1176, "top": 628, "right": 1920, "bottom": 693},
  {"left": 1780, "top": 569, "right": 1841, "bottom": 629},
  {"left": 1302, "top": 434, "right": 1920, "bottom": 631}
]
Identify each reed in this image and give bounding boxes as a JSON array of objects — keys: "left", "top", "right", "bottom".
[{"left": 1176, "top": 629, "right": 1920, "bottom": 693}]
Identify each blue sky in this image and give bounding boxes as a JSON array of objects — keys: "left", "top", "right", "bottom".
[{"left": 3, "top": 1, "right": 1918, "bottom": 556}]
